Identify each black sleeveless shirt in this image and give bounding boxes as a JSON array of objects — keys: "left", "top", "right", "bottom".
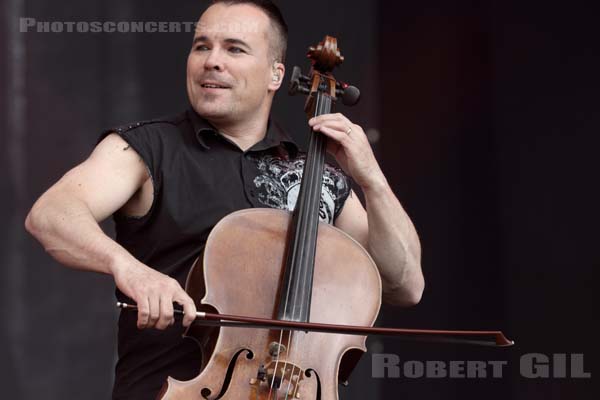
[{"left": 100, "top": 108, "right": 351, "bottom": 399}]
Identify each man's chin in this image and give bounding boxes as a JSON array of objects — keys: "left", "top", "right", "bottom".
[{"left": 193, "top": 105, "right": 232, "bottom": 122}]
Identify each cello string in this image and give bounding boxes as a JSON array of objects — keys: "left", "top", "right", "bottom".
[
  {"left": 267, "top": 329, "right": 286, "bottom": 398},
  {"left": 272, "top": 114, "right": 318, "bottom": 396},
  {"left": 272, "top": 147, "right": 314, "bottom": 397},
  {"left": 292, "top": 84, "right": 324, "bottom": 330},
  {"left": 287, "top": 364, "right": 301, "bottom": 400},
  {"left": 295, "top": 77, "right": 329, "bottom": 328},
  {"left": 292, "top": 368, "right": 301, "bottom": 400},
  {"left": 283, "top": 78, "right": 322, "bottom": 400},
  {"left": 298, "top": 88, "right": 328, "bottom": 325},
  {"left": 283, "top": 83, "right": 328, "bottom": 400},
  {"left": 282, "top": 333, "right": 295, "bottom": 400},
  {"left": 271, "top": 117, "right": 316, "bottom": 394},
  {"left": 272, "top": 100, "right": 320, "bottom": 397}
]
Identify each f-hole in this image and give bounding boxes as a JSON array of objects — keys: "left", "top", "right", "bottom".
[
  {"left": 305, "top": 368, "right": 322, "bottom": 400},
  {"left": 201, "top": 348, "right": 254, "bottom": 399}
]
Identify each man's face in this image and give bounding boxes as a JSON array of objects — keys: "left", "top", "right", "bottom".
[{"left": 186, "top": 4, "right": 283, "bottom": 125}]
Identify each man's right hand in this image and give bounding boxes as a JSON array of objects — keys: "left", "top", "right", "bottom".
[{"left": 112, "top": 261, "right": 198, "bottom": 330}]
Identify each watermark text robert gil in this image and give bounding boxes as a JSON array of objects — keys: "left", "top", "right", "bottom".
[{"left": 372, "top": 353, "right": 591, "bottom": 379}]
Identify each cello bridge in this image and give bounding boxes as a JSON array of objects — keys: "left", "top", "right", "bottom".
[{"left": 249, "top": 361, "right": 305, "bottom": 398}]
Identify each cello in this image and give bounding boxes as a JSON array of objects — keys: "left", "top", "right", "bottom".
[{"left": 119, "top": 35, "right": 512, "bottom": 400}]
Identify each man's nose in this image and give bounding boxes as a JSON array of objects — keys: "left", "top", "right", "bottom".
[{"left": 204, "top": 49, "right": 224, "bottom": 71}]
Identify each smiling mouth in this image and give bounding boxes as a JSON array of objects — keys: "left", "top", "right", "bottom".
[{"left": 200, "top": 83, "right": 230, "bottom": 89}]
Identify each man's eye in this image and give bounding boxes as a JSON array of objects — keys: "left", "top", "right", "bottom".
[
  {"left": 195, "top": 45, "right": 209, "bottom": 51},
  {"left": 228, "top": 47, "right": 245, "bottom": 54}
]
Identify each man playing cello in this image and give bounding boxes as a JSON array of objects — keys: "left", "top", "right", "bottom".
[{"left": 25, "top": 1, "right": 424, "bottom": 398}]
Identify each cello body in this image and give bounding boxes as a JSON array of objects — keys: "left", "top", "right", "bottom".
[{"left": 159, "top": 208, "right": 381, "bottom": 399}]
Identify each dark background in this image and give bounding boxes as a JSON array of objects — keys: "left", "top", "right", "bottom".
[{"left": 1, "top": 0, "right": 598, "bottom": 398}]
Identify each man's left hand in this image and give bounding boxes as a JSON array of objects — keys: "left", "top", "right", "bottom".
[{"left": 309, "top": 113, "right": 385, "bottom": 191}]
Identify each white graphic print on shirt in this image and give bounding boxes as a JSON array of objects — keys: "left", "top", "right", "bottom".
[{"left": 250, "top": 154, "right": 350, "bottom": 224}]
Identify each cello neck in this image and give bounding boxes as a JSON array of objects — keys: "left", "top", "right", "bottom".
[{"left": 276, "top": 89, "right": 333, "bottom": 323}]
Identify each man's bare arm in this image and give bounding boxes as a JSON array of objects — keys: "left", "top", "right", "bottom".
[
  {"left": 25, "top": 133, "right": 197, "bottom": 328},
  {"left": 335, "top": 188, "right": 423, "bottom": 307},
  {"left": 25, "top": 134, "right": 146, "bottom": 271},
  {"left": 309, "top": 113, "right": 424, "bottom": 307}
]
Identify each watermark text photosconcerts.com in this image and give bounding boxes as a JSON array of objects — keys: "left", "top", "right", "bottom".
[
  {"left": 372, "top": 353, "right": 591, "bottom": 379},
  {"left": 19, "top": 18, "right": 259, "bottom": 34}
]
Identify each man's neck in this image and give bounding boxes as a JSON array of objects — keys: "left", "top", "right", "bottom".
[{"left": 203, "top": 98, "right": 273, "bottom": 152}]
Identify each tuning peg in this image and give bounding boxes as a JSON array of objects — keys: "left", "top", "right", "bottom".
[
  {"left": 289, "top": 65, "right": 359, "bottom": 105},
  {"left": 289, "top": 66, "right": 310, "bottom": 96}
]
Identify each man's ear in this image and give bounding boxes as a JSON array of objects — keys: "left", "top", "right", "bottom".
[{"left": 269, "top": 62, "right": 285, "bottom": 91}]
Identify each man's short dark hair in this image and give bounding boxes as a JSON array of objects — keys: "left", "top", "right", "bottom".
[{"left": 210, "top": 0, "right": 288, "bottom": 63}]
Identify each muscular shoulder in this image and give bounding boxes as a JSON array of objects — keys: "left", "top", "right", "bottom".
[
  {"left": 36, "top": 133, "right": 151, "bottom": 223},
  {"left": 98, "top": 112, "right": 187, "bottom": 144}
]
